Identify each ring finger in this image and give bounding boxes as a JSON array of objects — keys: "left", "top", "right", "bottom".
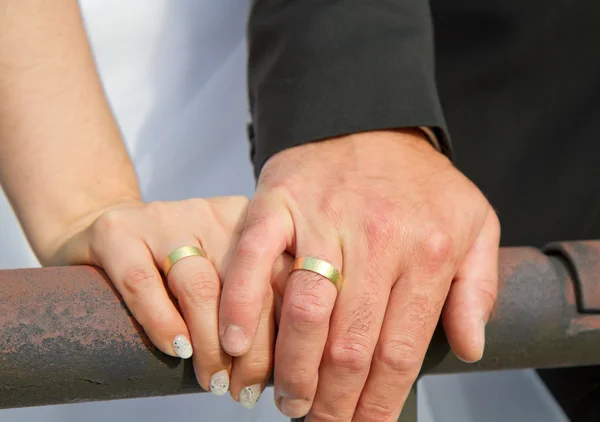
[
  {"left": 305, "top": 250, "right": 392, "bottom": 422},
  {"left": 273, "top": 242, "right": 342, "bottom": 418},
  {"left": 154, "top": 240, "right": 232, "bottom": 396}
]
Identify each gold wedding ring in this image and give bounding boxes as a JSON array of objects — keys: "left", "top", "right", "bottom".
[
  {"left": 290, "top": 256, "right": 343, "bottom": 291},
  {"left": 163, "top": 245, "right": 206, "bottom": 276}
]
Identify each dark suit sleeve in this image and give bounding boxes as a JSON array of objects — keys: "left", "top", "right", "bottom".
[{"left": 247, "top": 0, "right": 451, "bottom": 177}]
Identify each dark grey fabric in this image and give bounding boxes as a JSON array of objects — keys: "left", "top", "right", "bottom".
[
  {"left": 247, "top": 0, "right": 450, "bottom": 178},
  {"left": 247, "top": 0, "right": 600, "bottom": 246},
  {"left": 432, "top": 0, "right": 600, "bottom": 247}
]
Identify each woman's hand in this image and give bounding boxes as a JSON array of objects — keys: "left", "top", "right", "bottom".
[
  {"left": 0, "top": 0, "right": 291, "bottom": 409},
  {"left": 49, "top": 196, "right": 292, "bottom": 408}
]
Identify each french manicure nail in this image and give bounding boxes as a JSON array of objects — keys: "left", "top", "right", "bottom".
[
  {"left": 209, "top": 370, "right": 229, "bottom": 396},
  {"left": 222, "top": 325, "right": 248, "bottom": 355},
  {"left": 172, "top": 335, "right": 193, "bottom": 359},
  {"left": 239, "top": 384, "right": 262, "bottom": 409}
]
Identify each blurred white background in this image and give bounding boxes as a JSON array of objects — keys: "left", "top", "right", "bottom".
[{"left": 0, "top": 1, "right": 567, "bottom": 420}]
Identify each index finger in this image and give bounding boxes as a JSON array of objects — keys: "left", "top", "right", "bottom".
[
  {"left": 218, "top": 196, "right": 292, "bottom": 356},
  {"left": 95, "top": 239, "right": 193, "bottom": 359}
]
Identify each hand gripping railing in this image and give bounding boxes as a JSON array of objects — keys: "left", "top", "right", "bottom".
[{"left": 2, "top": 241, "right": 600, "bottom": 419}]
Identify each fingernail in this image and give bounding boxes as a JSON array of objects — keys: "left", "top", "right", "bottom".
[
  {"left": 221, "top": 325, "right": 248, "bottom": 355},
  {"left": 172, "top": 335, "right": 193, "bottom": 359},
  {"left": 276, "top": 396, "right": 311, "bottom": 418},
  {"left": 239, "top": 384, "right": 262, "bottom": 409},
  {"left": 457, "top": 320, "right": 486, "bottom": 364},
  {"left": 209, "top": 370, "right": 229, "bottom": 396}
]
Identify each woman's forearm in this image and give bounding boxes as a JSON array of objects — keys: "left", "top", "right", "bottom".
[{"left": 0, "top": 0, "right": 141, "bottom": 264}]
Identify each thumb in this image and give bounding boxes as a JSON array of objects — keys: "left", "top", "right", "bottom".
[
  {"left": 442, "top": 209, "right": 501, "bottom": 363},
  {"left": 219, "top": 192, "right": 293, "bottom": 356}
]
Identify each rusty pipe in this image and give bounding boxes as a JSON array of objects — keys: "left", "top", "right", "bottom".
[
  {"left": 1, "top": 242, "right": 600, "bottom": 409},
  {"left": 423, "top": 241, "right": 600, "bottom": 375}
]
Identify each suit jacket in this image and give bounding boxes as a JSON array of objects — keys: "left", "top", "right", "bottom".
[
  {"left": 246, "top": 3, "right": 600, "bottom": 418},
  {"left": 246, "top": 0, "right": 600, "bottom": 248}
]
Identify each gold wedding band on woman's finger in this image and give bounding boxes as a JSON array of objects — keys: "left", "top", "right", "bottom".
[
  {"left": 290, "top": 256, "right": 343, "bottom": 291},
  {"left": 163, "top": 245, "right": 206, "bottom": 276}
]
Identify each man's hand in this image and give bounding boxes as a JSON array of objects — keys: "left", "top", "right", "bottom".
[{"left": 219, "top": 129, "right": 500, "bottom": 420}]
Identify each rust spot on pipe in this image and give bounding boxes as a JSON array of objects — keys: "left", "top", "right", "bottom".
[
  {"left": 568, "top": 315, "right": 600, "bottom": 335},
  {"left": 0, "top": 266, "right": 152, "bottom": 357}
]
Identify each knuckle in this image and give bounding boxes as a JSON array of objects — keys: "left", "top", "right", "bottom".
[
  {"left": 278, "top": 369, "right": 314, "bottom": 395},
  {"left": 183, "top": 198, "right": 220, "bottom": 226},
  {"left": 242, "top": 354, "right": 273, "bottom": 376},
  {"left": 91, "top": 209, "right": 128, "bottom": 239},
  {"left": 236, "top": 230, "right": 267, "bottom": 260},
  {"left": 144, "top": 200, "right": 167, "bottom": 213},
  {"left": 287, "top": 298, "right": 331, "bottom": 330},
  {"left": 141, "top": 201, "right": 168, "bottom": 220},
  {"left": 223, "top": 280, "right": 263, "bottom": 310},
  {"left": 362, "top": 208, "right": 397, "bottom": 248},
  {"left": 122, "top": 265, "right": 159, "bottom": 294},
  {"left": 195, "top": 345, "right": 224, "bottom": 365},
  {"left": 358, "top": 401, "right": 398, "bottom": 420},
  {"left": 184, "top": 197, "right": 209, "bottom": 213},
  {"left": 228, "top": 195, "right": 251, "bottom": 209},
  {"left": 327, "top": 338, "right": 373, "bottom": 374},
  {"left": 377, "top": 334, "right": 422, "bottom": 374},
  {"left": 177, "top": 271, "right": 220, "bottom": 305},
  {"left": 306, "top": 408, "right": 342, "bottom": 422},
  {"left": 223, "top": 287, "right": 259, "bottom": 309},
  {"left": 287, "top": 274, "right": 333, "bottom": 328},
  {"left": 421, "top": 225, "right": 453, "bottom": 265},
  {"left": 139, "top": 304, "right": 174, "bottom": 332}
]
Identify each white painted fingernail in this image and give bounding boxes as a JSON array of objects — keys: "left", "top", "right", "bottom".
[
  {"left": 209, "top": 370, "right": 229, "bottom": 396},
  {"left": 172, "top": 335, "right": 193, "bottom": 359},
  {"left": 239, "top": 384, "right": 262, "bottom": 409}
]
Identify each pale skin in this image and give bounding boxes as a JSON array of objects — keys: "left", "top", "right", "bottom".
[
  {"left": 220, "top": 131, "right": 501, "bottom": 420},
  {"left": 0, "top": 1, "right": 501, "bottom": 419},
  {"left": 0, "top": 0, "right": 290, "bottom": 405}
]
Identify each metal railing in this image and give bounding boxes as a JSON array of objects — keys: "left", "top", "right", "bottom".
[{"left": 2, "top": 241, "right": 600, "bottom": 420}]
